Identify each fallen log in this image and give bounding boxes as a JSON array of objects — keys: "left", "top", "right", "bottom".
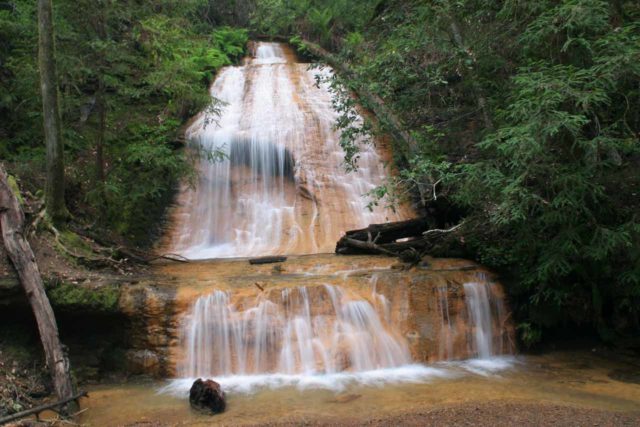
[
  {"left": 0, "top": 164, "right": 78, "bottom": 413},
  {"left": 336, "top": 218, "right": 463, "bottom": 259},
  {"left": 340, "top": 217, "right": 429, "bottom": 245},
  {"left": 336, "top": 218, "right": 429, "bottom": 255},
  {"left": 249, "top": 256, "right": 287, "bottom": 265},
  {"left": 0, "top": 390, "right": 87, "bottom": 425}
]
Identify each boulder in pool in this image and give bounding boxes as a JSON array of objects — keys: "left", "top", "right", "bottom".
[{"left": 189, "top": 378, "right": 226, "bottom": 414}]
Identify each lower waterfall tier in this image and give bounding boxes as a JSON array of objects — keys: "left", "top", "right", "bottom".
[{"left": 163, "top": 256, "right": 515, "bottom": 381}]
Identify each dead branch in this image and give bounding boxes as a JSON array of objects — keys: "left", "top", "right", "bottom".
[
  {"left": 423, "top": 222, "right": 465, "bottom": 236},
  {"left": 0, "top": 391, "right": 87, "bottom": 425},
  {"left": 144, "top": 253, "right": 190, "bottom": 263}
]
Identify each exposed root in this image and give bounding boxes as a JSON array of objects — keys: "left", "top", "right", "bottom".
[{"left": 47, "top": 224, "right": 123, "bottom": 270}]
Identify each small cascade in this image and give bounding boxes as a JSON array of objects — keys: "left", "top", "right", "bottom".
[
  {"left": 180, "top": 285, "right": 411, "bottom": 378},
  {"left": 463, "top": 279, "right": 511, "bottom": 359}
]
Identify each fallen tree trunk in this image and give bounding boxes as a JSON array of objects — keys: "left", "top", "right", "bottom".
[
  {"left": 0, "top": 164, "right": 78, "bottom": 413},
  {"left": 339, "top": 217, "right": 429, "bottom": 245},
  {"left": 336, "top": 217, "right": 463, "bottom": 260},
  {"left": 336, "top": 218, "right": 429, "bottom": 255}
]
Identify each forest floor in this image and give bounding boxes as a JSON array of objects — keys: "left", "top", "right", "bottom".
[
  {"left": 0, "top": 345, "right": 50, "bottom": 422},
  {"left": 0, "top": 224, "right": 148, "bottom": 420}
]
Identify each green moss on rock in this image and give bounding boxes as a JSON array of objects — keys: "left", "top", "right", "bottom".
[
  {"left": 7, "top": 175, "right": 23, "bottom": 205},
  {"left": 47, "top": 283, "right": 120, "bottom": 313}
]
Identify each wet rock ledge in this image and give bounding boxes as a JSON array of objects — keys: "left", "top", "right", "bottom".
[{"left": 0, "top": 276, "right": 179, "bottom": 381}]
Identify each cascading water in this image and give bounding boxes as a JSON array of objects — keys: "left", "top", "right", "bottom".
[
  {"left": 163, "top": 270, "right": 515, "bottom": 394},
  {"left": 181, "top": 285, "right": 411, "bottom": 379},
  {"left": 160, "top": 42, "right": 516, "bottom": 396},
  {"left": 464, "top": 282, "right": 504, "bottom": 359},
  {"left": 168, "top": 42, "right": 407, "bottom": 259}
]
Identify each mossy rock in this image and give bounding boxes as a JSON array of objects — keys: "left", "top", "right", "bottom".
[
  {"left": 7, "top": 175, "right": 23, "bottom": 205},
  {"left": 47, "top": 283, "right": 120, "bottom": 314}
]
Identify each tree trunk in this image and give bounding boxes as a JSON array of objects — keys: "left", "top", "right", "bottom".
[
  {"left": 335, "top": 217, "right": 429, "bottom": 255},
  {"left": 339, "top": 217, "right": 429, "bottom": 245},
  {"left": 0, "top": 165, "right": 77, "bottom": 412},
  {"left": 38, "top": 0, "right": 68, "bottom": 223}
]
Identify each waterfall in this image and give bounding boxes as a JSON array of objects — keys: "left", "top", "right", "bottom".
[
  {"left": 168, "top": 42, "right": 407, "bottom": 259},
  {"left": 463, "top": 281, "right": 509, "bottom": 359},
  {"left": 181, "top": 285, "right": 411, "bottom": 378},
  {"left": 160, "top": 42, "right": 516, "bottom": 396}
]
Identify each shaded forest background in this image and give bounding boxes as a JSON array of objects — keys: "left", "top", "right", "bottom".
[{"left": 1, "top": 0, "right": 639, "bottom": 346}]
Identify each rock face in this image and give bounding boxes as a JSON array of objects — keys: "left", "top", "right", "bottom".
[{"left": 189, "top": 378, "right": 226, "bottom": 414}]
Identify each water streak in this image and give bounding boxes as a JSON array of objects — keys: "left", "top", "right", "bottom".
[{"left": 463, "top": 281, "right": 510, "bottom": 359}]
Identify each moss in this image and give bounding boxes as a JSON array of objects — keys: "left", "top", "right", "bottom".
[
  {"left": 47, "top": 283, "right": 120, "bottom": 314},
  {"left": 7, "top": 175, "right": 23, "bottom": 205},
  {"left": 58, "top": 230, "right": 95, "bottom": 258}
]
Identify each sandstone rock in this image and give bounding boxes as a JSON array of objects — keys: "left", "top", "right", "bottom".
[
  {"left": 189, "top": 378, "right": 226, "bottom": 414},
  {"left": 125, "top": 349, "right": 160, "bottom": 375}
]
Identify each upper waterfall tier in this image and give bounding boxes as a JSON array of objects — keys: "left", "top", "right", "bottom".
[{"left": 167, "top": 42, "right": 409, "bottom": 260}]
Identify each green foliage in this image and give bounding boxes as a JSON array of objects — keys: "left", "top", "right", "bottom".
[
  {"left": 213, "top": 27, "right": 249, "bottom": 60},
  {"left": 251, "top": 0, "right": 382, "bottom": 48},
  {"left": 47, "top": 283, "right": 120, "bottom": 314},
  {"left": 314, "top": 69, "right": 373, "bottom": 171},
  {"left": 1, "top": 0, "right": 248, "bottom": 242}
]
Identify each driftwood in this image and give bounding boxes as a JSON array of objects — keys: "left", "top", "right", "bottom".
[
  {"left": 249, "top": 256, "right": 287, "bottom": 265},
  {"left": 336, "top": 217, "right": 464, "bottom": 261},
  {"left": 0, "top": 390, "right": 87, "bottom": 425},
  {"left": 0, "top": 165, "right": 78, "bottom": 412}
]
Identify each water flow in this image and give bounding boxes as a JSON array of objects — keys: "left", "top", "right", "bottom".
[
  {"left": 463, "top": 282, "right": 509, "bottom": 359},
  {"left": 170, "top": 42, "right": 406, "bottom": 259},
  {"left": 181, "top": 285, "right": 411, "bottom": 378}
]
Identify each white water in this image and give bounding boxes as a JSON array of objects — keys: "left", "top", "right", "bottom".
[
  {"left": 165, "top": 278, "right": 514, "bottom": 395},
  {"left": 170, "top": 42, "right": 404, "bottom": 259},
  {"left": 463, "top": 282, "right": 509, "bottom": 359},
  {"left": 181, "top": 285, "right": 411, "bottom": 378}
]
